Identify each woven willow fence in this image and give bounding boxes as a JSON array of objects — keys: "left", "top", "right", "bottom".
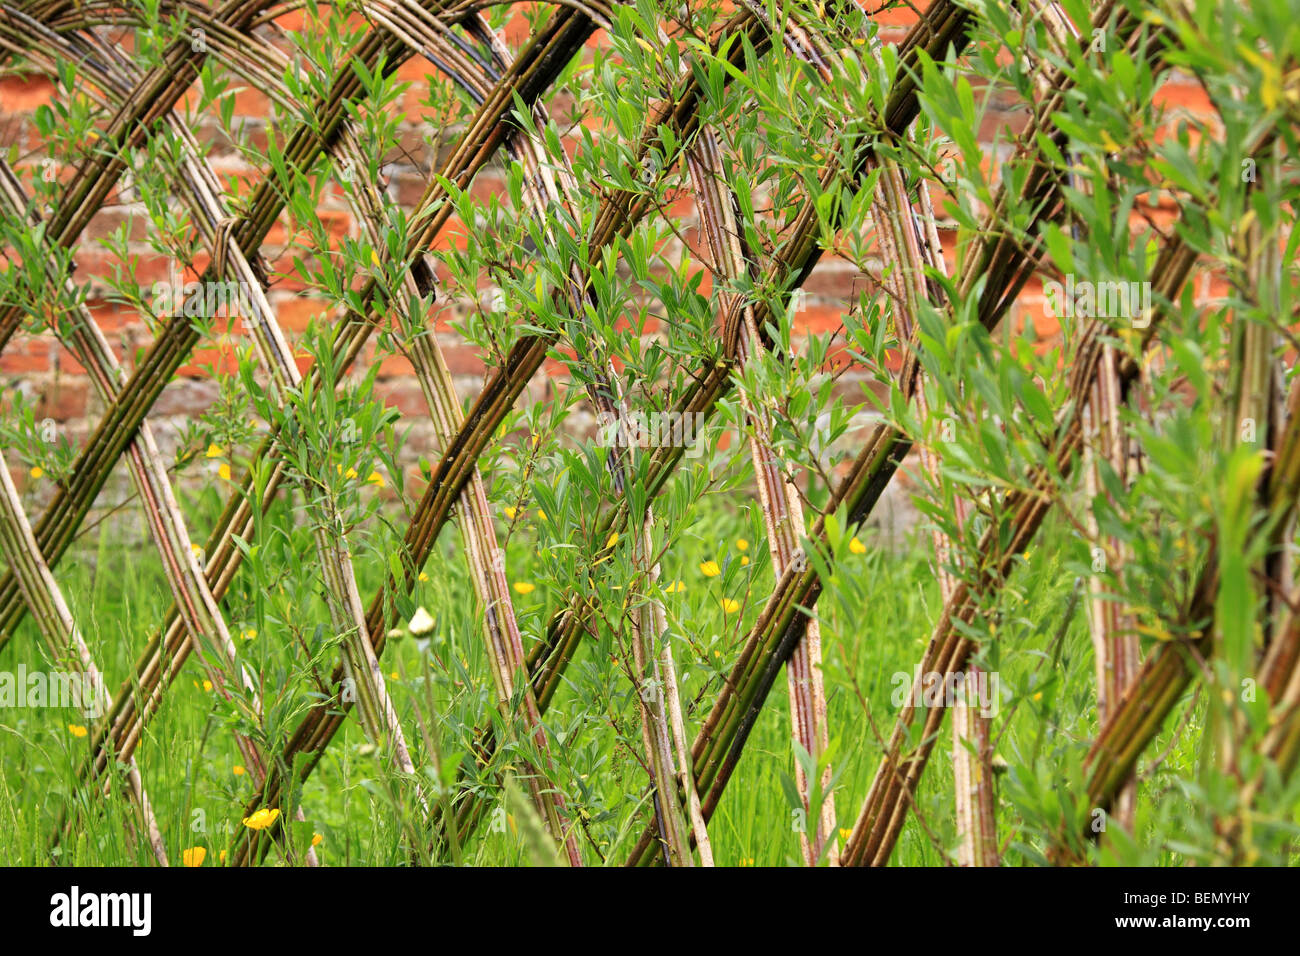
[{"left": 0, "top": 0, "right": 1297, "bottom": 866}]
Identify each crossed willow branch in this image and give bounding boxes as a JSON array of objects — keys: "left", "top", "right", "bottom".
[
  {"left": 1, "top": 0, "right": 1293, "bottom": 868},
  {"left": 0, "top": 0, "right": 957, "bottom": 865}
]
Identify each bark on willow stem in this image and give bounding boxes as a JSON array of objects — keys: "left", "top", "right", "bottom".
[
  {"left": 0, "top": 458, "right": 168, "bottom": 865},
  {"left": 0, "top": 35, "right": 321, "bottom": 858},
  {"left": 339, "top": 117, "right": 582, "bottom": 863},
  {"left": 686, "top": 127, "right": 837, "bottom": 866}
]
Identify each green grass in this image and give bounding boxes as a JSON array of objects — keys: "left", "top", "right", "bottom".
[{"left": 0, "top": 479, "right": 1216, "bottom": 867}]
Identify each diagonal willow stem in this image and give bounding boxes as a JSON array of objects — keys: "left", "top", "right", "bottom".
[
  {"left": 0, "top": 24, "right": 320, "bottom": 859},
  {"left": 1081, "top": 344, "right": 1141, "bottom": 833},
  {"left": 686, "top": 127, "right": 836, "bottom": 865},
  {"left": 4, "top": 5, "right": 598, "bottom": 829},
  {"left": 338, "top": 113, "right": 581, "bottom": 861},
  {"left": 238, "top": 7, "right": 785, "bottom": 862},
  {"left": 0, "top": 458, "right": 168, "bottom": 865},
  {"left": 0, "top": 0, "right": 544, "bottom": 651},
  {"left": 874, "top": 142, "right": 997, "bottom": 866}
]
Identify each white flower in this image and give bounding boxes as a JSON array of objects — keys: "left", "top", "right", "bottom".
[{"left": 408, "top": 606, "right": 435, "bottom": 636}]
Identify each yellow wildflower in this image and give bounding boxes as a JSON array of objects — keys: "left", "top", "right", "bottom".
[
  {"left": 504, "top": 506, "right": 518, "bottom": 519},
  {"left": 513, "top": 581, "right": 536, "bottom": 595},
  {"left": 721, "top": 598, "right": 741, "bottom": 614},
  {"left": 241, "top": 807, "right": 281, "bottom": 830},
  {"left": 67, "top": 724, "right": 87, "bottom": 738},
  {"left": 736, "top": 538, "right": 749, "bottom": 551},
  {"left": 311, "top": 832, "right": 323, "bottom": 847},
  {"left": 849, "top": 537, "right": 866, "bottom": 554},
  {"left": 218, "top": 463, "right": 232, "bottom": 481},
  {"left": 699, "top": 560, "right": 721, "bottom": 578},
  {"left": 29, "top": 466, "right": 43, "bottom": 480},
  {"left": 232, "top": 765, "right": 245, "bottom": 776},
  {"left": 664, "top": 580, "right": 686, "bottom": 594},
  {"left": 181, "top": 847, "right": 206, "bottom": 867},
  {"left": 367, "top": 470, "right": 385, "bottom": 488},
  {"left": 205, "top": 443, "right": 223, "bottom": 459}
]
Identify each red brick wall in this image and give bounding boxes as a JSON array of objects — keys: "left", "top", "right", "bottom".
[{"left": 0, "top": 5, "right": 1224, "bottom": 503}]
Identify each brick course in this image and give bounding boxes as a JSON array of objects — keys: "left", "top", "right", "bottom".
[{"left": 0, "top": 6, "right": 1223, "bottom": 509}]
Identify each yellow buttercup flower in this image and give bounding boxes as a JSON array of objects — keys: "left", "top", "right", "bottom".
[
  {"left": 241, "top": 628, "right": 257, "bottom": 641},
  {"left": 721, "top": 598, "right": 741, "bottom": 614},
  {"left": 513, "top": 581, "right": 536, "bottom": 595},
  {"left": 345, "top": 467, "right": 358, "bottom": 480},
  {"left": 232, "top": 765, "right": 246, "bottom": 776},
  {"left": 699, "top": 560, "right": 721, "bottom": 578},
  {"left": 67, "top": 724, "right": 87, "bottom": 738},
  {"left": 29, "top": 466, "right": 43, "bottom": 480},
  {"left": 241, "top": 807, "right": 281, "bottom": 830},
  {"left": 418, "top": 572, "right": 429, "bottom": 582},
  {"left": 218, "top": 850, "right": 227, "bottom": 863},
  {"left": 504, "top": 506, "right": 517, "bottom": 519},
  {"left": 736, "top": 538, "right": 749, "bottom": 552},
  {"left": 839, "top": 828, "right": 852, "bottom": 841},
  {"left": 741, "top": 556, "right": 750, "bottom": 566},
  {"left": 536, "top": 509, "right": 547, "bottom": 521},
  {"left": 182, "top": 846, "right": 206, "bottom": 867},
  {"left": 202, "top": 680, "right": 213, "bottom": 693},
  {"left": 367, "top": 470, "right": 385, "bottom": 488},
  {"left": 849, "top": 537, "right": 866, "bottom": 554},
  {"left": 205, "top": 443, "right": 223, "bottom": 459},
  {"left": 311, "top": 832, "right": 323, "bottom": 847},
  {"left": 218, "top": 463, "right": 232, "bottom": 481},
  {"left": 664, "top": 580, "right": 686, "bottom": 594}
]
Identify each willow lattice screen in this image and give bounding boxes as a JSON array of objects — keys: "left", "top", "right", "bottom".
[{"left": 0, "top": 0, "right": 1297, "bottom": 869}]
